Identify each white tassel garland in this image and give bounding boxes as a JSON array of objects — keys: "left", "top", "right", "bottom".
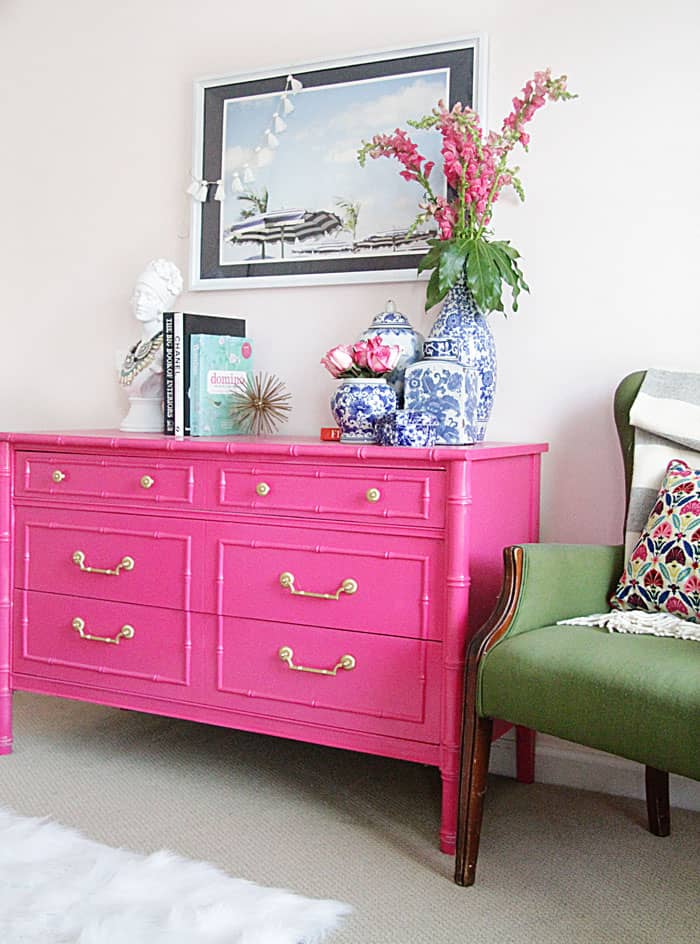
[{"left": 186, "top": 178, "right": 209, "bottom": 202}]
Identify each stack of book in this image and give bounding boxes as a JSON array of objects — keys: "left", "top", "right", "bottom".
[{"left": 162, "top": 312, "right": 251, "bottom": 436}]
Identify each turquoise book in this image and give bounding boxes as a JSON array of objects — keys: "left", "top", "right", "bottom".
[{"left": 190, "top": 335, "right": 254, "bottom": 436}]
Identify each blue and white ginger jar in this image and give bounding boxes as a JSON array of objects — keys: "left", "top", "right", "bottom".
[
  {"left": 428, "top": 278, "right": 496, "bottom": 442},
  {"left": 403, "top": 337, "right": 479, "bottom": 445},
  {"left": 330, "top": 377, "right": 397, "bottom": 444},
  {"left": 358, "top": 299, "right": 423, "bottom": 402}
]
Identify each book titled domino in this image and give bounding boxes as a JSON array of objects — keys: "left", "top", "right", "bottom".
[
  {"left": 190, "top": 335, "right": 254, "bottom": 436},
  {"left": 162, "top": 312, "right": 246, "bottom": 435}
]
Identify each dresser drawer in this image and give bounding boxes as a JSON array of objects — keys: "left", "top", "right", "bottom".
[
  {"left": 215, "top": 460, "right": 446, "bottom": 529},
  {"left": 13, "top": 589, "right": 197, "bottom": 698},
  {"left": 210, "top": 615, "right": 441, "bottom": 743},
  {"left": 14, "top": 507, "right": 204, "bottom": 612},
  {"left": 15, "top": 451, "right": 197, "bottom": 509},
  {"left": 210, "top": 520, "right": 444, "bottom": 640}
]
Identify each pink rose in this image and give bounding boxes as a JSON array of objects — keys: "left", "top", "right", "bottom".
[
  {"left": 352, "top": 340, "right": 370, "bottom": 368},
  {"left": 366, "top": 342, "right": 400, "bottom": 374},
  {"left": 321, "top": 344, "right": 355, "bottom": 378}
]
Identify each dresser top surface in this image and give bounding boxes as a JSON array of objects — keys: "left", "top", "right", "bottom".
[{"left": 0, "top": 430, "right": 548, "bottom": 463}]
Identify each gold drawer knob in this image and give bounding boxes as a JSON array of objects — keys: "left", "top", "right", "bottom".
[
  {"left": 256, "top": 482, "right": 271, "bottom": 497},
  {"left": 365, "top": 487, "right": 381, "bottom": 503},
  {"left": 140, "top": 475, "right": 154, "bottom": 489},
  {"left": 52, "top": 470, "right": 66, "bottom": 483}
]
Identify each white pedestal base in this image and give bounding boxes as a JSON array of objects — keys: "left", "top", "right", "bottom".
[{"left": 120, "top": 396, "right": 163, "bottom": 433}]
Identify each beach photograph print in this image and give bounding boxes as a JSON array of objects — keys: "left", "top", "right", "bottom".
[
  {"left": 191, "top": 41, "right": 480, "bottom": 287},
  {"left": 219, "top": 69, "right": 448, "bottom": 267}
]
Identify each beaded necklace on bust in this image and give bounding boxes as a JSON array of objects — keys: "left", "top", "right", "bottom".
[{"left": 119, "top": 331, "right": 163, "bottom": 386}]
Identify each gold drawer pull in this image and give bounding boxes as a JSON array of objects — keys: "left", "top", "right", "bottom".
[
  {"left": 72, "top": 550, "right": 135, "bottom": 576},
  {"left": 140, "top": 475, "right": 155, "bottom": 489},
  {"left": 278, "top": 646, "right": 356, "bottom": 676},
  {"left": 52, "top": 470, "right": 66, "bottom": 483},
  {"left": 279, "top": 571, "right": 358, "bottom": 600},
  {"left": 365, "top": 487, "right": 381, "bottom": 503},
  {"left": 71, "top": 617, "right": 135, "bottom": 645},
  {"left": 256, "top": 482, "right": 271, "bottom": 496}
]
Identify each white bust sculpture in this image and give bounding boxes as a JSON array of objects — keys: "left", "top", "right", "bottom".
[{"left": 118, "top": 259, "right": 183, "bottom": 432}]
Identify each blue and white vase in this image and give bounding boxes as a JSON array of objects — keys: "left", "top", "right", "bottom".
[
  {"left": 358, "top": 299, "right": 423, "bottom": 402},
  {"left": 403, "top": 337, "right": 479, "bottom": 445},
  {"left": 330, "top": 377, "right": 397, "bottom": 444},
  {"left": 428, "top": 278, "right": 496, "bottom": 441}
]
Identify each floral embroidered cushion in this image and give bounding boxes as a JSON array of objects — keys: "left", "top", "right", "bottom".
[{"left": 611, "top": 459, "right": 700, "bottom": 622}]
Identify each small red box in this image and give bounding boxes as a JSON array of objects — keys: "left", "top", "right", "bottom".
[{"left": 320, "top": 427, "right": 341, "bottom": 441}]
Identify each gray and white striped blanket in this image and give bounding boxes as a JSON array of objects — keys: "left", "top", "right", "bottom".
[
  {"left": 625, "top": 368, "right": 700, "bottom": 557},
  {"left": 625, "top": 369, "right": 700, "bottom": 557},
  {"left": 560, "top": 368, "right": 700, "bottom": 641}
]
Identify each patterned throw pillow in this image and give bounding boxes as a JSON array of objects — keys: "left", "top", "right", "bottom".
[{"left": 611, "top": 459, "right": 700, "bottom": 623}]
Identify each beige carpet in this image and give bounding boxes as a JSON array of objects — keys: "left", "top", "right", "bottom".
[{"left": 1, "top": 692, "right": 698, "bottom": 943}]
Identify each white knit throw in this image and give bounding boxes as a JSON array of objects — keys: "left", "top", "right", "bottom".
[{"left": 558, "top": 611, "right": 700, "bottom": 642}]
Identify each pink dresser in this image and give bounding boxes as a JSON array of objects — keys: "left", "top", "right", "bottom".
[{"left": 0, "top": 431, "right": 546, "bottom": 852}]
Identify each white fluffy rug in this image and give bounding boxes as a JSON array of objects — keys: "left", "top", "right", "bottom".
[{"left": 0, "top": 807, "right": 350, "bottom": 943}]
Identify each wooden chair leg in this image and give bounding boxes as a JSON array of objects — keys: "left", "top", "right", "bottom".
[
  {"left": 454, "top": 715, "right": 493, "bottom": 886},
  {"left": 645, "top": 765, "right": 670, "bottom": 836},
  {"left": 515, "top": 725, "right": 536, "bottom": 783}
]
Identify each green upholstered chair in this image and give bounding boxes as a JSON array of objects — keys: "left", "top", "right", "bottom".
[{"left": 454, "top": 371, "right": 700, "bottom": 886}]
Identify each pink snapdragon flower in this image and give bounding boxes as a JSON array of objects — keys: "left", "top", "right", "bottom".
[
  {"left": 364, "top": 128, "right": 435, "bottom": 184},
  {"left": 357, "top": 69, "right": 575, "bottom": 314},
  {"left": 431, "top": 196, "right": 457, "bottom": 240},
  {"left": 501, "top": 68, "right": 571, "bottom": 149}
]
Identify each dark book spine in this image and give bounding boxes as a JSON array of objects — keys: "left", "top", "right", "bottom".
[
  {"left": 162, "top": 312, "right": 175, "bottom": 435},
  {"left": 182, "top": 316, "right": 247, "bottom": 436},
  {"left": 173, "top": 312, "right": 184, "bottom": 436}
]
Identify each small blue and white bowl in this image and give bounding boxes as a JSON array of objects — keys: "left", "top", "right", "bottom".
[{"left": 376, "top": 410, "right": 438, "bottom": 447}]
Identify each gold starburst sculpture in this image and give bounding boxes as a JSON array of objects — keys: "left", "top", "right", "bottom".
[{"left": 229, "top": 373, "right": 292, "bottom": 435}]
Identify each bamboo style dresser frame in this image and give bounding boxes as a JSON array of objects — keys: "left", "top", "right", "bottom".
[{"left": 0, "top": 432, "right": 546, "bottom": 852}]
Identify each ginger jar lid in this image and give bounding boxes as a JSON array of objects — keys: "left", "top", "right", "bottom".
[{"left": 369, "top": 299, "right": 411, "bottom": 328}]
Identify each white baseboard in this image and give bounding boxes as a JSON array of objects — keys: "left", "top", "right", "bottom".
[{"left": 489, "top": 731, "right": 700, "bottom": 812}]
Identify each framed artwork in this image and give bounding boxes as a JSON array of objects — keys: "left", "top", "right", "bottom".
[{"left": 188, "top": 37, "right": 487, "bottom": 291}]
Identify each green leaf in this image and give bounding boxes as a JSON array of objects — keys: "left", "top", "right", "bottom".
[
  {"left": 417, "top": 243, "right": 443, "bottom": 274},
  {"left": 464, "top": 240, "right": 504, "bottom": 313},
  {"left": 438, "top": 241, "right": 468, "bottom": 295},
  {"left": 425, "top": 266, "right": 449, "bottom": 311},
  {"left": 488, "top": 240, "right": 530, "bottom": 312}
]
